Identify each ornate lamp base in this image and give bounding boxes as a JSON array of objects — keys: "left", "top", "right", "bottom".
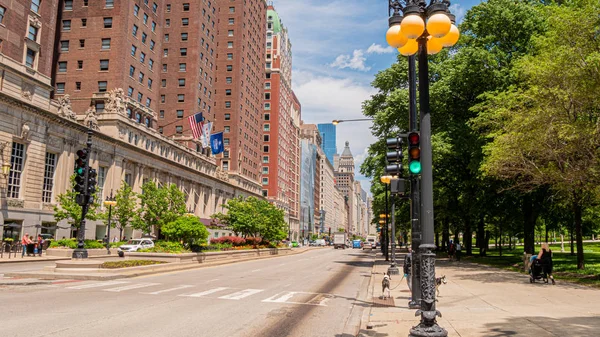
[
  {"left": 72, "top": 248, "right": 88, "bottom": 259},
  {"left": 387, "top": 265, "right": 400, "bottom": 275}
]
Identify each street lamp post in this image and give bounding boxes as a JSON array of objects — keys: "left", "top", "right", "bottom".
[
  {"left": 380, "top": 175, "right": 392, "bottom": 261},
  {"left": 103, "top": 190, "right": 117, "bottom": 254},
  {"left": 385, "top": 1, "right": 460, "bottom": 336}
]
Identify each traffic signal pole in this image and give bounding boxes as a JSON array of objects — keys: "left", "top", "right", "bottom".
[
  {"left": 73, "top": 128, "right": 93, "bottom": 259},
  {"left": 408, "top": 54, "right": 422, "bottom": 309}
]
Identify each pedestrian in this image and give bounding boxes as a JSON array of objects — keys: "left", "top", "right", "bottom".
[
  {"left": 21, "top": 233, "right": 31, "bottom": 257},
  {"left": 102, "top": 235, "right": 109, "bottom": 245},
  {"left": 112, "top": 236, "right": 117, "bottom": 243},
  {"left": 455, "top": 241, "right": 461, "bottom": 261},
  {"left": 37, "top": 234, "right": 44, "bottom": 256},
  {"left": 448, "top": 240, "right": 455, "bottom": 260},
  {"left": 536, "top": 243, "right": 556, "bottom": 285},
  {"left": 403, "top": 247, "right": 412, "bottom": 298}
]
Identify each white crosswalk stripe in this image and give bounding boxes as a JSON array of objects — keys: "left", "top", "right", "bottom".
[
  {"left": 179, "top": 287, "right": 230, "bottom": 298},
  {"left": 103, "top": 283, "right": 160, "bottom": 292},
  {"left": 218, "top": 289, "right": 264, "bottom": 300},
  {"left": 67, "top": 281, "right": 129, "bottom": 290},
  {"left": 142, "top": 285, "right": 194, "bottom": 295},
  {"left": 263, "top": 291, "right": 298, "bottom": 303}
]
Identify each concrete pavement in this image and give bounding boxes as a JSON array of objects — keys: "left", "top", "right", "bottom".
[
  {"left": 0, "top": 248, "right": 373, "bottom": 337},
  {"left": 359, "top": 252, "right": 600, "bottom": 337}
]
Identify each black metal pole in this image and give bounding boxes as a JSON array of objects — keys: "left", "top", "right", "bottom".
[
  {"left": 387, "top": 189, "right": 400, "bottom": 275},
  {"left": 106, "top": 204, "right": 112, "bottom": 254},
  {"left": 409, "top": 34, "right": 447, "bottom": 337},
  {"left": 408, "top": 54, "right": 422, "bottom": 309},
  {"left": 73, "top": 129, "right": 93, "bottom": 259},
  {"left": 384, "top": 182, "right": 389, "bottom": 261}
]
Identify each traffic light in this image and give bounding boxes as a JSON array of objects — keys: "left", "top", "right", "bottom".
[
  {"left": 407, "top": 132, "right": 422, "bottom": 175},
  {"left": 74, "top": 149, "right": 88, "bottom": 194},
  {"left": 87, "top": 169, "right": 97, "bottom": 195},
  {"left": 385, "top": 137, "right": 404, "bottom": 176}
]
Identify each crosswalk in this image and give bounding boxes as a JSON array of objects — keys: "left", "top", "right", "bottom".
[{"left": 63, "top": 281, "right": 332, "bottom": 306}]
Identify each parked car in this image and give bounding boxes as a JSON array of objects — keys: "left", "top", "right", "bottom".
[
  {"left": 117, "top": 238, "right": 154, "bottom": 257},
  {"left": 291, "top": 241, "right": 299, "bottom": 247},
  {"left": 315, "top": 239, "right": 326, "bottom": 247}
]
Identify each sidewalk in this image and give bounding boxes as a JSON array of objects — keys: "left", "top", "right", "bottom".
[
  {"left": 0, "top": 254, "right": 70, "bottom": 263},
  {"left": 359, "top": 252, "right": 600, "bottom": 336}
]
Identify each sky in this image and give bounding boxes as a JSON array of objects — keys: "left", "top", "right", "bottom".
[{"left": 271, "top": 0, "right": 481, "bottom": 194}]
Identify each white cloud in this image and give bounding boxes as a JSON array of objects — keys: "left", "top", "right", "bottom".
[
  {"left": 449, "top": 4, "right": 466, "bottom": 24},
  {"left": 366, "top": 43, "right": 395, "bottom": 54},
  {"left": 330, "top": 50, "right": 370, "bottom": 72}
]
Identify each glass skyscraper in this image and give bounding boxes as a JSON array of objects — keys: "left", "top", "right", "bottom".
[{"left": 317, "top": 123, "right": 337, "bottom": 164}]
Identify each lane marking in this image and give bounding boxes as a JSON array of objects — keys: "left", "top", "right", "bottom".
[
  {"left": 103, "top": 283, "right": 160, "bottom": 292},
  {"left": 180, "top": 287, "right": 230, "bottom": 298},
  {"left": 262, "top": 291, "right": 297, "bottom": 303},
  {"left": 205, "top": 278, "right": 220, "bottom": 283},
  {"left": 251, "top": 269, "right": 261, "bottom": 273},
  {"left": 142, "top": 285, "right": 194, "bottom": 295},
  {"left": 218, "top": 288, "right": 264, "bottom": 300},
  {"left": 67, "top": 281, "right": 128, "bottom": 290}
]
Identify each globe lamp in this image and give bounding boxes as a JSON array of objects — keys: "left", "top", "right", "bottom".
[
  {"left": 400, "top": 15, "right": 425, "bottom": 39},
  {"left": 427, "top": 36, "right": 443, "bottom": 55},
  {"left": 386, "top": 24, "right": 408, "bottom": 48},
  {"left": 426, "top": 13, "right": 452, "bottom": 38},
  {"left": 398, "top": 39, "right": 418, "bottom": 56},
  {"left": 440, "top": 24, "right": 460, "bottom": 47}
]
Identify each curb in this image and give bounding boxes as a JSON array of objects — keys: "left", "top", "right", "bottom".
[
  {"left": 0, "top": 257, "right": 71, "bottom": 264},
  {"left": 4, "top": 247, "right": 320, "bottom": 281},
  {"left": 358, "top": 253, "right": 378, "bottom": 334},
  {"left": 0, "top": 279, "right": 53, "bottom": 286}
]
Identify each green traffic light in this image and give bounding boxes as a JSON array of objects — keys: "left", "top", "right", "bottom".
[
  {"left": 409, "top": 161, "right": 422, "bottom": 174},
  {"left": 76, "top": 167, "right": 84, "bottom": 175}
]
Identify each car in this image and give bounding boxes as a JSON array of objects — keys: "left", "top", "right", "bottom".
[
  {"left": 117, "top": 238, "right": 154, "bottom": 257},
  {"left": 39, "top": 234, "right": 54, "bottom": 240},
  {"left": 291, "top": 241, "right": 299, "bottom": 247},
  {"left": 315, "top": 239, "right": 326, "bottom": 247}
]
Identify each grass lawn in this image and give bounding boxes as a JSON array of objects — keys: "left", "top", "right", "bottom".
[{"left": 449, "top": 242, "right": 600, "bottom": 287}]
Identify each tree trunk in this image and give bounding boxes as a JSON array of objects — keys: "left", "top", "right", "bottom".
[
  {"left": 508, "top": 235, "right": 512, "bottom": 250},
  {"left": 573, "top": 195, "right": 585, "bottom": 270},
  {"left": 545, "top": 225, "right": 549, "bottom": 244},
  {"left": 454, "top": 230, "right": 459, "bottom": 244},
  {"left": 499, "top": 225, "right": 503, "bottom": 257},
  {"left": 442, "top": 217, "right": 449, "bottom": 251},
  {"left": 465, "top": 217, "right": 472, "bottom": 256},
  {"left": 482, "top": 230, "right": 490, "bottom": 256},
  {"left": 560, "top": 233, "right": 565, "bottom": 252},
  {"left": 523, "top": 194, "right": 536, "bottom": 254},
  {"left": 570, "top": 221, "right": 575, "bottom": 256}
]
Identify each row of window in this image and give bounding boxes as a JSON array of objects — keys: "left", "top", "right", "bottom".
[{"left": 63, "top": 0, "right": 113, "bottom": 11}]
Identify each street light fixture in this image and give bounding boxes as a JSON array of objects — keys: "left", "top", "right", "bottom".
[
  {"left": 103, "top": 190, "right": 117, "bottom": 254},
  {"left": 386, "top": 1, "right": 461, "bottom": 336},
  {"left": 380, "top": 175, "right": 392, "bottom": 261},
  {"left": 332, "top": 118, "right": 374, "bottom": 125}
]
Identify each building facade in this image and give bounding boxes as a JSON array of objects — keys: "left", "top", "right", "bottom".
[
  {"left": 214, "top": 0, "right": 267, "bottom": 183},
  {"left": 335, "top": 141, "right": 355, "bottom": 234},
  {"left": 317, "top": 123, "right": 336, "bottom": 165}
]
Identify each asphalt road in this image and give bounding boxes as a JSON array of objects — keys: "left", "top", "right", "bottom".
[{"left": 0, "top": 248, "right": 374, "bottom": 337}]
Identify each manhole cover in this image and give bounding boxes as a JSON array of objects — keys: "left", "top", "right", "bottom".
[{"left": 372, "top": 296, "right": 395, "bottom": 307}]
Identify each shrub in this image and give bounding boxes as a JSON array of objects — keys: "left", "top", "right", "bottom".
[
  {"left": 192, "top": 243, "right": 233, "bottom": 252},
  {"left": 84, "top": 240, "right": 105, "bottom": 249},
  {"left": 139, "top": 241, "right": 188, "bottom": 254},
  {"left": 101, "top": 260, "right": 165, "bottom": 269},
  {"left": 210, "top": 236, "right": 245, "bottom": 246},
  {"left": 49, "top": 239, "right": 77, "bottom": 249},
  {"left": 245, "top": 237, "right": 262, "bottom": 246},
  {"left": 109, "top": 241, "right": 127, "bottom": 248}
]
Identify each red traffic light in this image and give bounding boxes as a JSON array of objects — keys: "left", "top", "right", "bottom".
[
  {"left": 76, "top": 149, "right": 88, "bottom": 159},
  {"left": 408, "top": 132, "right": 419, "bottom": 145}
]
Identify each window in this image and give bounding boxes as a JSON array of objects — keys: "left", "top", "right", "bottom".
[
  {"left": 179, "top": 63, "right": 186, "bottom": 71},
  {"left": 223, "top": 151, "right": 229, "bottom": 158},
  {"left": 138, "top": 72, "right": 144, "bottom": 83},
  {"left": 31, "top": 0, "right": 41, "bottom": 13},
  {"left": 162, "top": 64, "right": 167, "bottom": 72},
  {"left": 263, "top": 156, "right": 269, "bottom": 164},
  {"left": 177, "top": 94, "right": 184, "bottom": 102},
  {"left": 265, "top": 82, "right": 271, "bottom": 89},
  {"left": 77, "top": 60, "right": 83, "bottom": 69},
  {"left": 96, "top": 102, "right": 105, "bottom": 113},
  {"left": 140, "top": 52, "right": 146, "bottom": 63},
  {"left": 100, "top": 59, "right": 109, "bottom": 71},
  {"left": 227, "top": 53, "right": 233, "bottom": 60},
  {"left": 165, "top": 19, "right": 170, "bottom": 27},
  {"left": 159, "top": 110, "right": 164, "bottom": 118},
  {"left": 132, "top": 25, "right": 138, "bottom": 36},
  {"left": 127, "top": 87, "right": 134, "bottom": 97},
  {"left": 265, "top": 93, "right": 271, "bottom": 100},
  {"left": 224, "top": 139, "right": 230, "bottom": 146},
  {"left": 104, "top": 17, "right": 112, "bottom": 28},
  {"left": 7, "top": 142, "right": 25, "bottom": 198},
  {"left": 182, "top": 18, "right": 189, "bottom": 26},
  {"left": 76, "top": 82, "right": 81, "bottom": 90},
  {"left": 149, "top": 59, "right": 154, "bottom": 70},
  {"left": 225, "top": 101, "right": 231, "bottom": 108},
  {"left": 129, "top": 65, "right": 135, "bottom": 77},
  {"left": 263, "top": 124, "right": 270, "bottom": 131},
  {"left": 26, "top": 48, "right": 36, "bottom": 67},
  {"left": 134, "top": 4, "right": 140, "bottom": 16},
  {"left": 131, "top": 45, "right": 137, "bottom": 56},
  {"left": 124, "top": 173, "right": 132, "bottom": 186},
  {"left": 181, "top": 33, "right": 188, "bottom": 41},
  {"left": 176, "top": 110, "right": 184, "bottom": 118},
  {"left": 102, "top": 38, "right": 111, "bottom": 50},
  {"left": 228, "top": 18, "right": 234, "bottom": 25},
  {"left": 161, "top": 79, "right": 166, "bottom": 87},
  {"left": 145, "top": 98, "right": 151, "bottom": 107},
  {"left": 63, "top": 20, "right": 71, "bottom": 31},
  {"left": 105, "top": 0, "right": 114, "bottom": 8},
  {"left": 180, "top": 48, "right": 187, "bottom": 56},
  {"left": 160, "top": 95, "right": 165, "bottom": 102},
  {"left": 56, "top": 82, "right": 65, "bottom": 94},
  {"left": 225, "top": 89, "right": 231, "bottom": 96},
  {"left": 223, "top": 162, "right": 229, "bottom": 171},
  {"left": 166, "top": 4, "right": 171, "bottom": 12},
  {"left": 143, "top": 14, "right": 148, "bottom": 25},
  {"left": 178, "top": 78, "right": 185, "bottom": 87},
  {"left": 227, "top": 42, "right": 233, "bottom": 48},
  {"left": 142, "top": 33, "right": 147, "bottom": 43},
  {"left": 0, "top": 7, "right": 5, "bottom": 24},
  {"left": 228, "top": 30, "right": 234, "bottom": 37},
  {"left": 152, "top": 2, "right": 158, "bottom": 12},
  {"left": 229, "top": 7, "right": 235, "bottom": 13},
  {"left": 28, "top": 26, "right": 38, "bottom": 41},
  {"left": 266, "top": 62, "right": 271, "bottom": 69},
  {"left": 226, "top": 65, "right": 233, "bottom": 71},
  {"left": 264, "top": 103, "right": 271, "bottom": 110},
  {"left": 149, "top": 40, "right": 155, "bottom": 50},
  {"left": 263, "top": 145, "right": 269, "bottom": 152},
  {"left": 226, "top": 77, "right": 232, "bottom": 84},
  {"left": 263, "top": 135, "right": 270, "bottom": 142},
  {"left": 224, "top": 114, "right": 230, "bottom": 121},
  {"left": 81, "top": 18, "right": 86, "bottom": 27},
  {"left": 98, "top": 81, "right": 107, "bottom": 92},
  {"left": 58, "top": 62, "right": 67, "bottom": 72},
  {"left": 264, "top": 113, "right": 270, "bottom": 121},
  {"left": 137, "top": 92, "right": 143, "bottom": 102},
  {"left": 147, "top": 78, "right": 152, "bottom": 89},
  {"left": 151, "top": 21, "right": 156, "bottom": 32},
  {"left": 163, "top": 49, "right": 168, "bottom": 57},
  {"left": 97, "top": 167, "right": 107, "bottom": 202},
  {"left": 79, "top": 39, "right": 85, "bottom": 48},
  {"left": 262, "top": 167, "right": 269, "bottom": 174},
  {"left": 164, "top": 34, "right": 169, "bottom": 42},
  {"left": 183, "top": 3, "right": 190, "bottom": 11},
  {"left": 176, "top": 126, "right": 183, "bottom": 134},
  {"left": 224, "top": 126, "right": 230, "bottom": 133}
]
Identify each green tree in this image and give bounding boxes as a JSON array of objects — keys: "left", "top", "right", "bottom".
[
  {"left": 53, "top": 175, "right": 101, "bottom": 235},
  {"left": 133, "top": 182, "right": 187, "bottom": 235},
  {"left": 162, "top": 216, "right": 209, "bottom": 246},
  {"left": 103, "top": 181, "right": 137, "bottom": 240}
]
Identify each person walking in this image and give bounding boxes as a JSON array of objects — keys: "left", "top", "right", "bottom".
[
  {"left": 21, "top": 233, "right": 31, "bottom": 257},
  {"left": 403, "top": 247, "right": 413, "bottom": 297},
  {"left": 536, "top": 243, "right": 556, "bottom": 285},
  {"left": 37, "top": 234, "right": 44, "bottom": 257},
  {"left": 455, "top": 241, "right": 462, "bottom": 261}
]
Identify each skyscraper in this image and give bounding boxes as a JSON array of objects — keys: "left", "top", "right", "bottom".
[{"left": 317, "top": 123, "right": 337, "bottom": 164}]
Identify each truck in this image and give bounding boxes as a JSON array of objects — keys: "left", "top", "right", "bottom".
[
  {"left": 333, "top": 232, "right": 347, "bottom": 249},
  {"left": 365, "top": 235, "right": 377, "bottom": 249}
]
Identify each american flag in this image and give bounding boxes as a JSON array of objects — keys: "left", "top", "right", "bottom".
[{"left": 188, "top": 112, "right": 203, "bottom": 139}]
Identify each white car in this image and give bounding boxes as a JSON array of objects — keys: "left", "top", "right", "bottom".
[{"left": 117, "top": 238, "right": 154, "bottom": 257}]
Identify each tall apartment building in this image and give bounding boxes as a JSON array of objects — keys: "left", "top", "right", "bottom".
[
  {"left": 214, "top": 0, "right": 267, "bottom": 183},
  {"left": 262, "top": 5, "right": 296, "bottom": 222},
  {"left": 317, "top": 123, "right": 337, "bottom": 164},
  {"left": 289, "top": 92, "right": 301, "bottom": 239}
]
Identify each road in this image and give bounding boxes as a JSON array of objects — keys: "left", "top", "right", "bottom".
[
  {"left": 0, "top": 260, "right": 58, "bottom": 276},
  {"left": 0, "top": 248, "right": 373, "bottom": 337}
]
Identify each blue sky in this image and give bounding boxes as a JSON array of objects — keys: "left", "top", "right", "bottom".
[{"left": 272, "top": 0, "right": 482, "bottom": 194}]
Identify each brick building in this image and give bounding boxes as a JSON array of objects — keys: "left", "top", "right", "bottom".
[{"left": 214, "top": 0, "right": 267, "bottom": 184}]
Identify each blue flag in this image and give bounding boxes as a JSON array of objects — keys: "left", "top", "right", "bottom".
[{"left": 210, "top": 131, "right": 224, "bottom": 155}]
